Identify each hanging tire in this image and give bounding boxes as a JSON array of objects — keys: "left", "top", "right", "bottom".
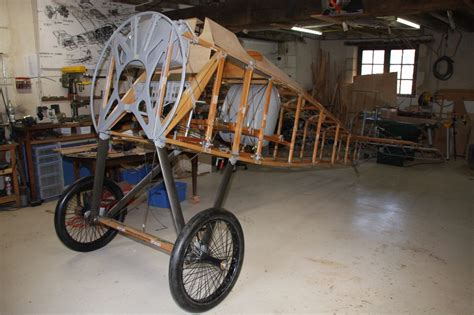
[
  {"left": 54, "top": 176, "right": 126, "bottom": 252},
  {"left": 169, "top": 208, "right": 244, "bottom": 312}
]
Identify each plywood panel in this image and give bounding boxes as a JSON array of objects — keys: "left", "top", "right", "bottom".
[{"left": 349, "top": 72, "right": 397, "bottom": 113}]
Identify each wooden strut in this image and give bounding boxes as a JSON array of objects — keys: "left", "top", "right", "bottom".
[
  {"left": 98, "top": 217, "right": 174, "bottom": 254},
  {"left": 288, "top": 96, "right": 303, "bottom": 163},
  {"left": 331, "top": 124, "right": 340, "bottom": 164},
  {"left": 255, "top": 80, "right": 273, "bottom": 159},
  {"left": 344, "top": 134, "right": 351, "bottom": 164},
  {"left": 273, "top": 107, "right": 285, "bottom": 159},
  {"left": 312, "top": 113, "right": 325, "bottom": 163},
  {"left": 231, "top": 66, "right": 254, "bottom": 155},
  {"left": 205, "top": 55, "right": 226, "bottom": 144}
]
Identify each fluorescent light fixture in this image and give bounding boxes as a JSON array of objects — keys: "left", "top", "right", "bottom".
[
  {"left": 396, "top": 17, "right": 420, "bottom": 29},
  {"left": 291, "top": 26, "right": 322, "bottom": 36}
]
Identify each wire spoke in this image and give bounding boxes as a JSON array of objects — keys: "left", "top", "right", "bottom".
[{"left": 181, "top": 217, "right": 240, "bottom": 302}]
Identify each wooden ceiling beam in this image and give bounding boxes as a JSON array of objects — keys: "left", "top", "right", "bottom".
[
  {"left": 164, "top": 0, "right": 322, "bottom": 32},
  {"left": 362, "top": 0, "right": 466, "bottom": 16}
]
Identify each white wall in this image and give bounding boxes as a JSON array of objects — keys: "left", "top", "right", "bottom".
[
  {"left": 398, "top": 30, "right": 474, "bottom": 112},
  {"left": 1, "top": 0, "right": 91, "bottom": 119},
  {"left": 240, "top": 37, "right": 319, "bottom": 91},
  {"left": 1, "top": 0, "right": 41, "bottom": 117}
]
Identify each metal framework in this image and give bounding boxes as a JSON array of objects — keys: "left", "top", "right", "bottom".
[{"left": 56, "top": 12, "right": 443, "bottom": 311}]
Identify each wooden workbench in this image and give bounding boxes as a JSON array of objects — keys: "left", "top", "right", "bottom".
[
  {"left": 13, "top": 122, "right": 96, "bottom": 202},
  {"left": 59, "top": 145, "right": 201, "bottom": 203}
]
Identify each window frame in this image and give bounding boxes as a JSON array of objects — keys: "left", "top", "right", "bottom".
[{"left": 357, "top": 44, "right": 419, "bottom": 97}]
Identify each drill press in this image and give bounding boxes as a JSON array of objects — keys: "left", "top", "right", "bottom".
[{"left": 60, "top": 66, "right": 90, "bottom": 121}]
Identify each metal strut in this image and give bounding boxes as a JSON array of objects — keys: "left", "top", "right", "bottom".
[
  {"left": 157, "top": 147, "right": 185, "bottom": 234},
  {"left": 214, "top": 160, "right": 235, "bottom": 209},
  {"left": 90, "top": 137, "right": 109, "bottom": 219}
]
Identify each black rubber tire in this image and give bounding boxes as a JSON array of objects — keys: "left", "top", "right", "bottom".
[
  {"left": 54, "top": 176, "right": 126, "bottom": 252},
  {"left": 169, "top": 208, "right": 244, "bottom": 313}
]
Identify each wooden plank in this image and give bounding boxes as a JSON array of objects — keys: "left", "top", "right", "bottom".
[
  {"left": 98, "top": 217, "right": 174, "bottom": 254},
  {"left": 350, "top": 73, "right": 397, "bottom": 113},
  {"left": 110, "top": 131, "right": 151, "bottom": 144},
  {"left": 56, "top": 144, "right": 98, "bottom": 155},
  {"left": 30, "top": 134, "right": 95, "bottom": 145}
]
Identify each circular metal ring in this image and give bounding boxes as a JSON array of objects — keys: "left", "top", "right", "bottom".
[{"left": 90, "top": 12, "right": 190, "bottom": 141}]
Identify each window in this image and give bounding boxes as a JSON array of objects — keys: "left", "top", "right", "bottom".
[
  {"left": 361, "top": 50, "right": 385, "bottom": 75},
  {"left": 358, "top": 47, "right": 417, "bottom": 96},
  {"left": 389, "top": 49, "right": 415, "bottom": 95}
]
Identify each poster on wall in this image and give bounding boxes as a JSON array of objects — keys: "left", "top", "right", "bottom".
[{"left": 37, "top": 0, "right": 136, "bottom": 69}]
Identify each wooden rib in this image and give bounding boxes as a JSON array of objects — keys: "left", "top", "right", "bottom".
[
  {"left": 231, "top": 66, "right": 254, "bottom": 155},
  {"left": 331, "top": 124, "right": 340, "bottom": 165},
  {"left": 273, "top": 107, "right": 285, "bottom": 159},
  {"left": 344, "top": 134, "right": 351, "bottom": 164},
  {"left": 110, "top": 131, "right": 151, "bottom": 144},
  {"left": 256, "top": 80, "right": 273, "bottom": 158},
  {"left": 205, "top": 55, "right": 226, "bottom": 143},
  {"left": 288, "top": 96, "right": 303, "bottom": 163},
  {"left": 312, "top": 112, "right": 325, "bottom": 163},
  {"left": 98, "top": 217, "right": 173, "bottom": 254}
]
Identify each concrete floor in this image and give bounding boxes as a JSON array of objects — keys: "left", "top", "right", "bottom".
[{"left": 1, "top": 161, "right": 473, "bottom": 314}]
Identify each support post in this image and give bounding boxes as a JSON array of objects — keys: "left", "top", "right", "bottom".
[
  {"left": 157, "top": 147, "right": 185, "bottom": 234},
  {"left": 90, "top": 137, "right": 109, "bottom": 219}
]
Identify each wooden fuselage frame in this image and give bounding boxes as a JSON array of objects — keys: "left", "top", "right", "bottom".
[{"left": 105, "top": 17, "right": 434, "bottom": 168}]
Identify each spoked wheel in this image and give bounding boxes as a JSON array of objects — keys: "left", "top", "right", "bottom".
[
  {"left": 54, "top": 176, "right": 126, "bottom": 252},
  {"left": 169, "top": 208, "right": 244, "bottom": 313}
]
